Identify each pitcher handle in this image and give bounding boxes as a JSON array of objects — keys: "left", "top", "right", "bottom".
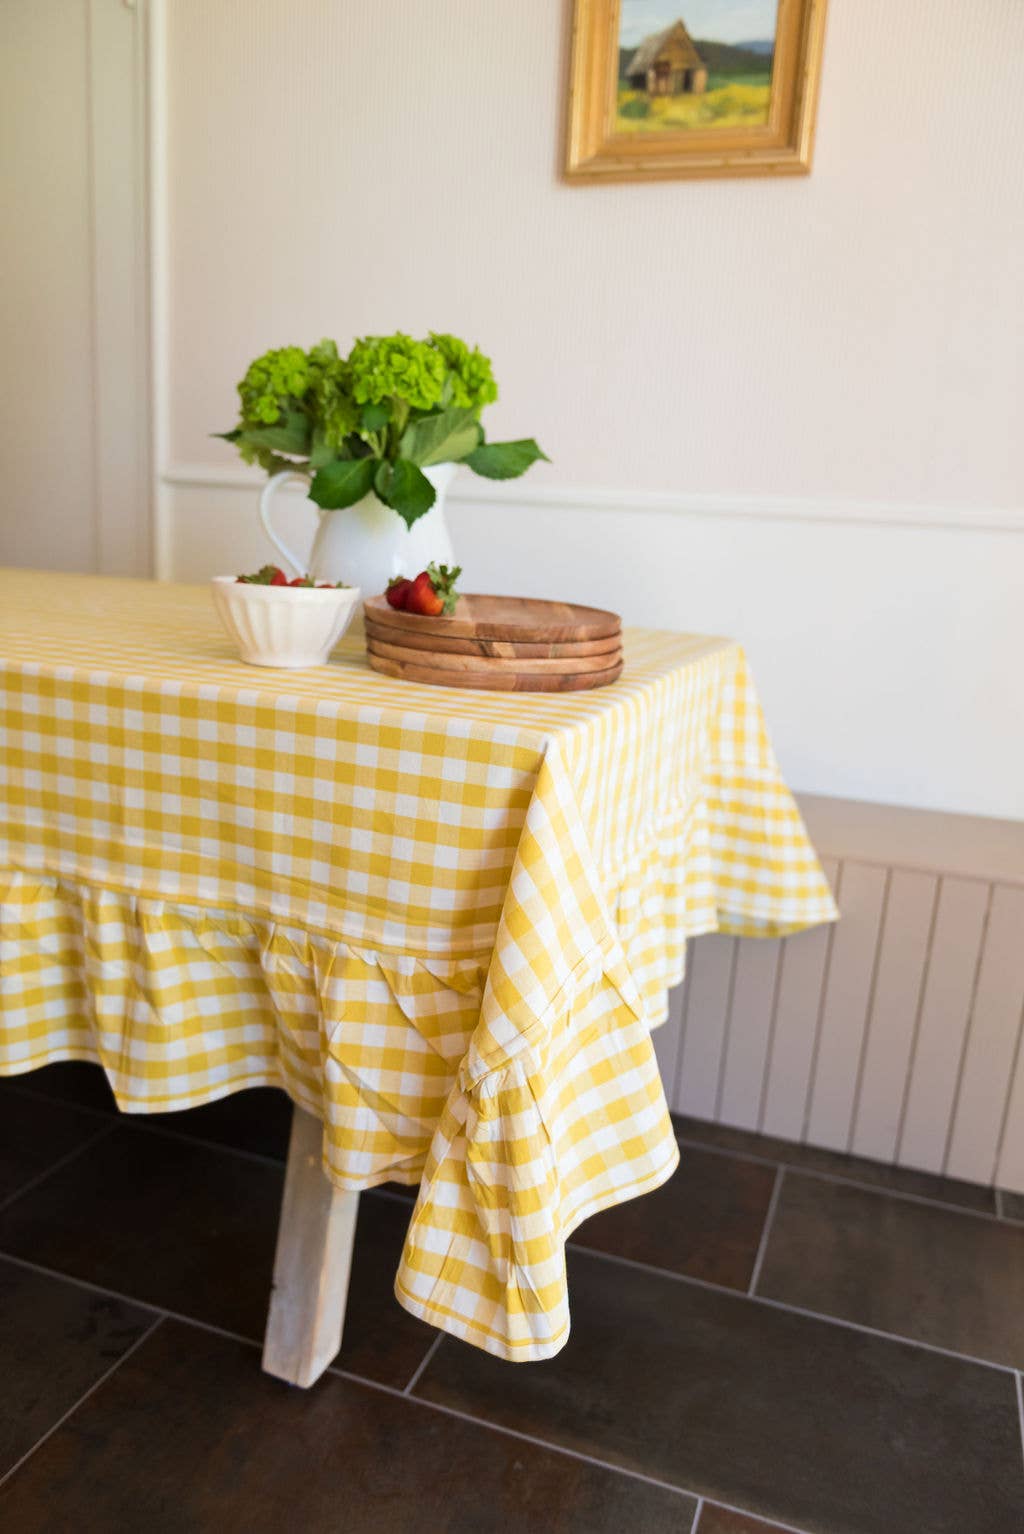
[{"left": 258, "top": 471, "right": 313, "bottom": 576}]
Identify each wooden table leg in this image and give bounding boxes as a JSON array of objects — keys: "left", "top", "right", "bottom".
[{"left": 262, "top": 1104, "right": 359, "bottom": 1388}]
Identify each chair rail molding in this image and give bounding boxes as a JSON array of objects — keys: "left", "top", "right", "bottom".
[{"left": 158, "top": 463, "right": 1024, "bottom": 540}]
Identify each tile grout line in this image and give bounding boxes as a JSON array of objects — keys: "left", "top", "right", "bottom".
[
  {"left": 7, "top": 1225, "right": 1014, "bottom": 1388},
  {"left": 747, "top": 1164, "right": 784, "bottom": 1296},
  {"left": 0, "top": 1080, "right": 116, "bottom": 1123},
  {"left": 0, "top": 1249, "right": 259, "bottom": 1352},
  {"left": 339, "top": 1361, "right": 818, "bottom": 1534},
  {"left": 0, "top": 1313, "right": 166, "bottom": 1492},
  {"left": 572, "top": 1241, "right": 1018, "bottom": 1378},
  {"left": 402, "top": 1332, "right": 443, "bottom": 1395},
  {"left": 7, "top": 1076, "right": 1010, "bottom": 1229},
  {"left": 1017, "top": 1372, "right": 1024, "bottom": 1475},
  {"left": 673, "top": 1133, "right": 1007, "bottom": 1227},
  {"left": 699, "top": 1498, "right": 815, "bottom": 1534},
  {"left": 0, "top": 1122, "right": 116, "bottom": 1217},
  {"left": 0, "top": 1079, "right": 292, "bottom": 1171},
  {"left": 4, "top": 1162, "right": 1017, "bottom": 1385},
  {"left": 0, "top": 1248, "right": 966, "bottom": 1533},
  {"left": 335, "top": 1362, "right": 701, "bottom": 1507}
]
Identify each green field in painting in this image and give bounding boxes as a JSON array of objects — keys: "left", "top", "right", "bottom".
[{"left": 616, "top": 78, "right": 771, "bottom": 132}]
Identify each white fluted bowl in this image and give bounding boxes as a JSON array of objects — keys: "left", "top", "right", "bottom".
[{"left": 211, "top": 577, "right": 361, "bottom": 668}]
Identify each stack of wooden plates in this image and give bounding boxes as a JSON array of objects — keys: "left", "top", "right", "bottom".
[{"left": 363, "top": 594, "right": 623, "bottom": 692}]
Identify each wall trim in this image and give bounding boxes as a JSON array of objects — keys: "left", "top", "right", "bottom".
[{"left": 161, "top": 462, "right": 1024, "bottom": 536}]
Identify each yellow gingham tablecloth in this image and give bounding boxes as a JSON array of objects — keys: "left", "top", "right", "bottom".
[{"left": 0, "top": 571, "right": 836, "bottom": 1359}]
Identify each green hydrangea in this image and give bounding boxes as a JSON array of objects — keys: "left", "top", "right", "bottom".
[
  {"left": 429, "top": 333, "right": 498, "bottom": 412},
  {"left": 218, "top": 332, "right": 545, "bottom": 529},
  {"left": 349, "top": 334, "right": 447, "bottom": 412},
  {"left": 237, "top": 345, "right": 312, "bottom": 428},
  {"left": 307, "top": 340, "right": 359, "bottom": 447}
]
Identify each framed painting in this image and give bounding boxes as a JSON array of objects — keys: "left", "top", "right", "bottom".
[{"left": 565, "top": 0, "right": 828, "bottom": 182}]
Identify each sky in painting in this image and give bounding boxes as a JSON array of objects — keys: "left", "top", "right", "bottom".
[{"left": 619, "top": 0, "right": 778, "bottom": 46}]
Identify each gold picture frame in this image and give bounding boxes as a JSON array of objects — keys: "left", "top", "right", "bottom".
[{"left": 565, "top": 0, "right": 828, "bottom": 183}]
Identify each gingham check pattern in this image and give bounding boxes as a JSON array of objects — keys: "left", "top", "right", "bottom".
[{"left": 0, "top": 571, "right": 836, "bottom": 1359}]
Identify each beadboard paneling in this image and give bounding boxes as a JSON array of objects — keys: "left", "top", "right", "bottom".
[
  {"left": 946, "top": 886, "right": 1024, "bottom": 1185},
  {"left": 677, "top": 936, "right": 736, "bottom": 1119},
  {"left": 759, "top": 858, "right": 839, "bottom": 1142},
  {"left": 848, "top": 868, "right": 938, "bottom": 1161},
  {"left": 897, "top": 878, "right": 991, "bottom": 1174},
  {"left": 717, "top": 936, "right": 783, "bottom": 1131},
  {"left": 804, "top": 862, "right": 888, "bottom": 1152},
  {"left": 656, "top": 832, "right": 1024, "bottom": 1192}
]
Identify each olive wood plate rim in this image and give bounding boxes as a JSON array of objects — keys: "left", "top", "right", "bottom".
[
  {"left": 363, "top": 592, "right": 621, "bottom": 643},
  {"left": 367, "top": 636, "right": 622, "bottom": 675},
  {"left": 365, "top": 616, "right": 622, "bottom": 659},
  {"left": 367, "top": 653, "right": 624, "bottom": 692}
]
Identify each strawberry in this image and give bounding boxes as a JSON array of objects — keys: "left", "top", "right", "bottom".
[
  {"left": 271, "top": 568, "right": 289, "bottom": 585},
  {"left": 385, "top": 576, "right": 413, "bottom": 610},
  {"left": 403, "top": 563, "right": 461, "bottom": 618},
  {"left": 237, "top": 564, "right": 288, "bottom": 585},
  {"left": 289, "top": 575, "right": 315, "bottom": 587}
]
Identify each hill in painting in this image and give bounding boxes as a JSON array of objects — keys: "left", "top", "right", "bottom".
[
  {"left": 618, "top": 39, "right": 772, "bottom": 82},
  {"left": 693, "top": 39, "right": 773, "bottom": 74}
]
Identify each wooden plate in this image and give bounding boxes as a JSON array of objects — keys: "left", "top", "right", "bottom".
[
  {"left": 368, "top": 653, "right": 624, "bottom": 692},
  {"left": 363, "top": 593, "right": 621, "bottom": 644},
  {"left": 365, "top": 616, "right": 622, "bottom": 660},
  {"left": 367, "top": 636, "right": 621, "bottom": 676}
]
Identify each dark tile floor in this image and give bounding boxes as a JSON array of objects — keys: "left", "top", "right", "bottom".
[{"left": 1, "top": 1066, "right": 1022, "bottom": 1534}]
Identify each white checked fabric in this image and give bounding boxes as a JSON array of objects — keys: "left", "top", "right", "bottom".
[{"left": 0, "top": 571, "right": 836, "bottom": 1358}]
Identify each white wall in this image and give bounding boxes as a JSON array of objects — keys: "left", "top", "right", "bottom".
[
  {"left": 158, "top": 0, "right": 1024, "bottom": 820},
  {"left": 1, "top": 0, "right": 96, "bottom": 571},
  {"left": 0, "top": 0, "right": 150, "bottom": 576}
]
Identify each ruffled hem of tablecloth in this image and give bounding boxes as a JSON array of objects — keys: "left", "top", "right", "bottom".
[{"left": 0, "top": 867, "right": 491, "bottom": 1191}]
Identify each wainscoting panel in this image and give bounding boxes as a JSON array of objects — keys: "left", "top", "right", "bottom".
[
  {"left": 948, "top": 885, "right": 1024, "bottom": 1185},
  {"left": 848, "top": 868, "right": 938, "bottom": 1163},
  {"left": 897, "top": 878, "right": 991, "bottom": 1174},
  {"left": 717, "top": 936, "right": 783, "bottom": 1131},
  {"left": 759, "top": 857, "right": 839, "bottom": 1143},
  {"left": 804, "top": 861, "right": 889, "bottom": 1153},
  {"left": 658, "top": 815, "right": 1024, "bottom": 1193},
  {"left": 676, "top": 935, "right": 736, "bottom": 1119}
]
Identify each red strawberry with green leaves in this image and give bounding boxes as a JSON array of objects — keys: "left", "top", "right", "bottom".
[
  {"left": 386, "top": 576, "right": 413, "bottom": 610},
  {"left": 403, "top": 564, "right": 461, "bottom": 617}
]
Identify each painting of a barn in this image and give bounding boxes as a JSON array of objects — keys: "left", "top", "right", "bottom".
[{"left": 624, "top": 19, "right": 708, "bottom": 97}]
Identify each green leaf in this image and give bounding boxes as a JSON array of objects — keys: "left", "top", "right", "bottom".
[
  {"left": 309, "top": 456, "right": 378, "bottom": 510},
  {"left": 399, "top": 407, "right": 482, "bottom": 468},
  {"left": 373, "top": 458, "right": 436, "bottom": 528},
  {"left": 360, "top": 401, "right": 391, "bottom": 432},
  {"left": 465, "top": 438, "right": 549, "bottom": 480},
  {"left": 309, "top": 425, "right": 336, "bottom": 470},
  {"left": 238, "top": 410, "right": 312, "bottom": 457}
]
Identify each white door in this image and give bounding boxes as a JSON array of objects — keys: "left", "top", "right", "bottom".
[{"left": 0, "top": 0, "right": 150, "bottom": 574}]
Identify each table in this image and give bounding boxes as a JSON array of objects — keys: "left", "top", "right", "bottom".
[{"left": 0, "top": 571, "right": 836, "bottom": 1382}]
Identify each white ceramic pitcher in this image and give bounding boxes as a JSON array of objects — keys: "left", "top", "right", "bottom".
[{"left": 259, "top": 461, "right": 457, "bottom": 595}]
